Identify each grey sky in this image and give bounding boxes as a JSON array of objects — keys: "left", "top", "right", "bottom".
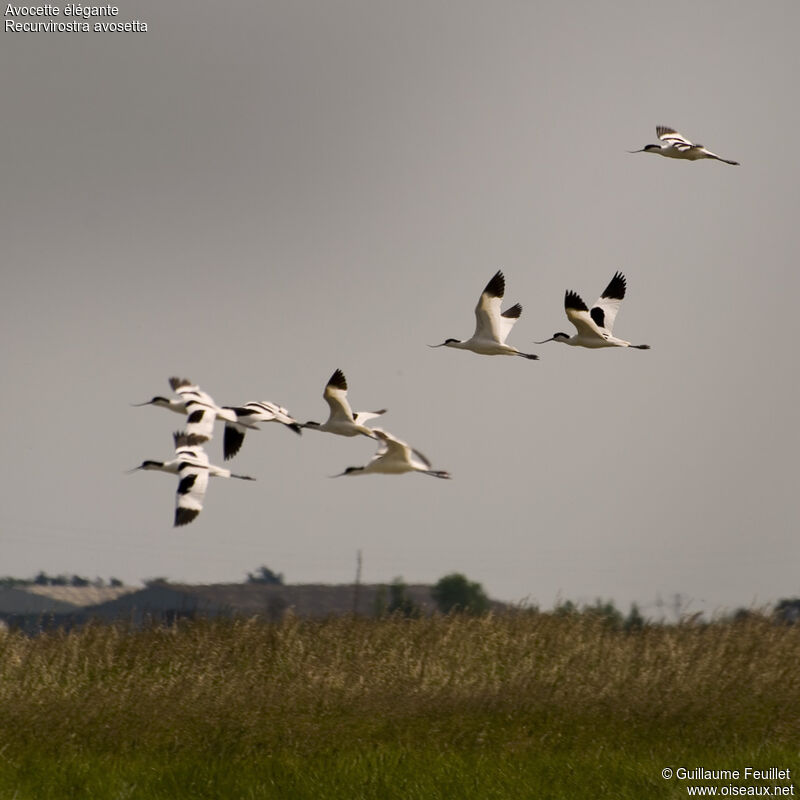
[{"left": 2, "top": 0, "right": 798, "bottom": 616}]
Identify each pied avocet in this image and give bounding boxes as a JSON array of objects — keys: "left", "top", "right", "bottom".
[
  {"left": 302, "top": 369, "right": 386, "bottom": 438},
  {"left": 536, "top": 272, "right": 650, "bottom": 349},
  {"left": 222, "top": 401, "right": 302, "bottom": 460},
  {"left": 131, "top": 432, "right": 254, "bottom": 527},
  {"left": 430, "top": 270, "right": 538, "bottom": 359},
  {"left": 630, "top": 126, "right": 739, "bottom": 165},
  {"left": 333, "top": 428, "right": 451, "bottom": 479},
  {"left": 133, "top": 377, "right": 236, "bottom": 442}
]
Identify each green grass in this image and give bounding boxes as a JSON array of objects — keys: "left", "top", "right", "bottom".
[{"left": 0, "top": 613, "right": 798, "bottom": 798}]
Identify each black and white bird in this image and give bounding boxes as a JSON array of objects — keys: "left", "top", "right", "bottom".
[
  {"left": 430, "top": 270, "right": 538, "bottom": 359},
  {"left": 133, "top": 377, "right": 236, "bottom": 442},
  {"left": 536, "top": 272, "right": 650, "bottom": 350},
  {"left": 333, "top": 429, "right": 451, "bottom": 479},
  {"left": 630, "top": 126, "right": 739, "bottom": 165},
  {"left": 302, "top": 369, "right": 386, "bottom": 438},
  {"left": 221, "top": 401, "right": 302, "bottom": 461},
  {"left": 131, "top": 432, "right": 255, "bottom": 527}
]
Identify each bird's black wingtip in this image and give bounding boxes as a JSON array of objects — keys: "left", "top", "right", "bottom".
[
  {"left": 174, "top": 507, "right": 200, "bottom": 527},
  {"left": 169, "top": 376, "right": 193, "bottom": 391},
  {"left": 602, "top": 272, "right": 626, "bottom": 300},
  {"left": 328, "top": 369, "right": 348, "bottom": 391},
  {"left": 173, "top": 430, "right": 205, "bottom": 449},
  {"left": 223, "top": 425, "right": 245, "bottom": 460},
  {"left": 564, "top": 290, "right": 588, "bottom": 312},
  {"left": 483, "top": 270, "right": 505, "bottom": 298}
]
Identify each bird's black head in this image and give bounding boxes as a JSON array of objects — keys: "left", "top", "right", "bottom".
[
  {"left": 330, "top": 465, "right": 364, "bottom": 478},
  {"left": 629, "top": 144, "right": 660, "bottom": 154},
  {"left": 139, "top": 460, "right": 163, "bottom": 470},
  {"left": 428, "top": 338, "right": 461, "bottom": 349},
  {"left": 131, "top": 395, "right": 169, "bottom": 407},
  {"left": 534, "top": 332, "right": 570, "bottom": 344}
]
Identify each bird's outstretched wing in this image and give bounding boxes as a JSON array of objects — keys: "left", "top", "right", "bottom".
[
  {"left": 657, "top": 126, "right": 696, "bottom": 152},
  {"left": 353, "top": 409, "right": 386, "bottom": 425},
  {"left": 173, "top": 437, "right": 210, "bottom": 527},
  {"left": 590, "top": 272, "right": 626, "bottom": 333},
  {"left": 565, "top": 291, "right": 606, "bottom": 340},
  {"left": 169, "top": 377, "right": 218, "bottom": 441},
  {"left": 323, "top": 369, "right": 356, "bottom": 423},
  {"left": 473, "top": 270, "right": 505, "bottom": 341}
]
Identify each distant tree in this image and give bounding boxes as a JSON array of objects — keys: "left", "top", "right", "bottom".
[
  {"left": 431, "top": 573, "right": 490, "bottom": 615},
  {"left": 387, "top": 577, "right": 421, "bottom": 618},
  {"left": 246, "top": 566, "right": 284, "bottom": 585},
  {"left": 26, "top": 571, "right": 107, "bottom": 588},
  {"left": 0, "top": 576, "right": 30, "bottom": 588},
  {"left": 624, "top": 603, "right": 646, "bottom": 632},
  {"left": 583, "top": 599, "right": 623, "bottom": 629},
  {"left": 33, "top": 572, "right": 69, "bottom": 586},
  {"left": 109, "top": 577, "right": 124, "bottom": 587},
  {"left": 774, "top": 598, "right": 800, "bottom": 625},
  {"left": 731, "top": 608, "right": 757, "bottom": 624},
  {"left": 553, "top": 600, "right": 578, "bottom": 617}
]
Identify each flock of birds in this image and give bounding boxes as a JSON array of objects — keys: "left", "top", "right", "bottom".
[{"left": 131, "top": 126, "right": 738, "bottom": 526}]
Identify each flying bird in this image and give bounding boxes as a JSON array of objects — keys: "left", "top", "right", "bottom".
[
  {"left": 132, "top": 377, "right": 236, "bottom": 442},
  {"left": 333, "top": 429, "right": 451, "bottom": 479},
  {"left": 629, "top": 126, "right": 739, "bottom": 165},
  {"left": 536, "top": 272, "right": 650, "bottom": 349},
  {"left": 131, "top": 432, "right": 255, "bottom": 527},
  {"left": 302, "top": 369, "right": 386, "bottom": 438},
  {"left": 429, "top": 270, "right": 538, "bottom": 359},
  {"left": 221, "top": 401, "right": 302, "bottom": 460}
]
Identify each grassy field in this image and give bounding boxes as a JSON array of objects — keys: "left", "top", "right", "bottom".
[{"left": 0, "top": 612, "right": 798, "bottom": 799}]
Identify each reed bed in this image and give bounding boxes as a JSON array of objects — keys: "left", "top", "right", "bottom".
[{"left": 0, "top": 613, "right": 797, "bottom": 798}]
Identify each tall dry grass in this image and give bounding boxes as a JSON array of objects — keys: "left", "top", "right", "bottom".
[{"left": 1, "top": 611, "right": 798, "bottom": 759}]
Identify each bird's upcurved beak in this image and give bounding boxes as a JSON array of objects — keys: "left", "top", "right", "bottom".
[
  {"left": 534, "top": 337, "right": 556, "bottom": 344},
  {"left": 130, "top": 401, "right": 153, "bottom": 407},
  {"left": 627, "top": 148, "right": 645, "bottom": 154},
  {"left": 124, "top": 466, "right": 142, "bottom": 474},
  {"left": 427, "top": 343, "right": 445, "bottom": 348}
]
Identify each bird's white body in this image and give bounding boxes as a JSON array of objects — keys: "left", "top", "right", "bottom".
[
  {"left": 133, "top": 432, "right": 254, "bottom": 527},
  {"left": 222, "top": 400, "right": 302, "bottom": 460},
  {"left": 303, "top": 369, "right": 386, "bottom": 438},
  {"left": 431, "top": 270, "right": 538, "bottom": 360},
  {"left": 334, "top": 429, "right": 451, "bottom": 479},
  {"left": 631, "top": 126, "right": 739, "bottom": 165},
  {"left": 134, "top": 377, "right": 237, "bottom": 442},
  {"left": 537, "top": 272, "right": 650, "bottom": 350}
]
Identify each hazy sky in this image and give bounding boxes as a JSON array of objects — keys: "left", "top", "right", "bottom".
[{"left": 2, "top": 0, "right": 798, "bottom": 617}]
